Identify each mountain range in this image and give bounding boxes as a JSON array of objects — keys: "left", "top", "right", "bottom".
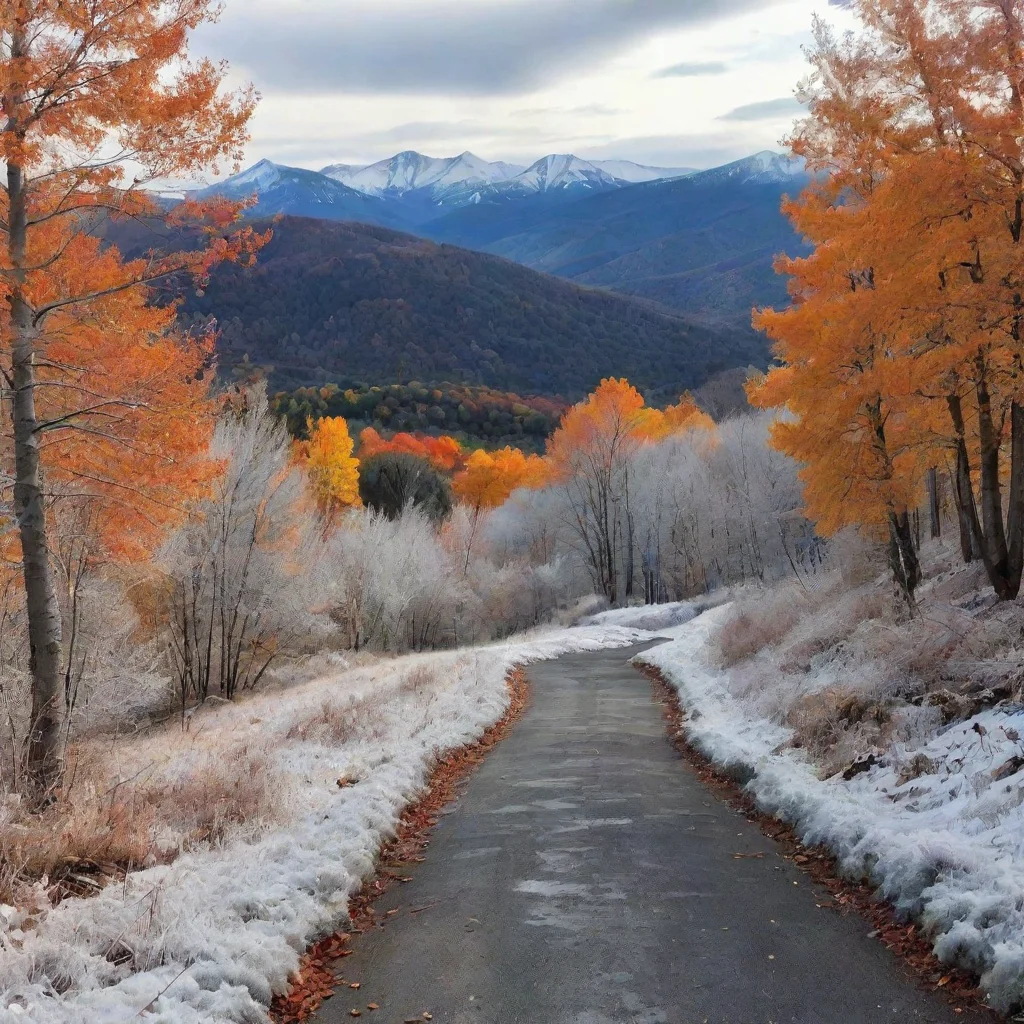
[
  {"left": 171, "top": 148, "right": 810, "bottom": 400},
  {"left": 196, "top": 149, "right": 697, "bottom": 224},
  {"left": 423, "top": 151, "right": 810, "bottom": 336}
]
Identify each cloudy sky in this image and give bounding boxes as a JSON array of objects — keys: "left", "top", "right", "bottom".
[{"left": 194, "top": 0, "right": 855, "bottom": 174}]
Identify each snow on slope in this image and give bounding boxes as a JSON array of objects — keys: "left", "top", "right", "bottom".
[
  {"left": 193, "top": 160, "right": 386, "bottom": 217},
  {"left": 580, "top": 598, "right": 727, "bottom": 632},
  {"left": 679, "top": 150, "right": 806, "bottom": 189},
  {"left": 321, "top": 151, "right": 523, "bottom": 198},
  {"left": 496, "top": 154, "right": 624, "bottom": 195},
  {"left": 316, "top": 151, "right": 692, "bottom": 202},
  {"left": 588, "top": 159, "right": 693, "bottom": 183},
  {"left": 636, "top": 608, "right": 1024, "bottom": 1012},
  {"left": 220, "top": 159, "right": 283, "bottom": 191},
  {"left": 0, "top": 624, "right": 651, "bottom": 1024}
]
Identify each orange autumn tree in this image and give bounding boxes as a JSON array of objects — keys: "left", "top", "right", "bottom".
[
  {"left": 546, "top": 379, "right": 714, "bottom": 602},
  {"left": 661, "top": 394, "right": 716, "bottom": 438},
  {"left": 754, "top": 0, "right": 1024, "bottom": 600},
  {"left": 301, "top": 416, "right": 362, "bottom": 523},
  {"left": 0, "top": 1, "right": 259, "bottom": 790},
  {"left": 453, "top": 447, "right": 548, "bottom": 512},
  {"left": 451, "top": 446, "right": 547, "bottom": 572},
  {"left": 358, "top": 427, "right": 463, "bottom": 472}
]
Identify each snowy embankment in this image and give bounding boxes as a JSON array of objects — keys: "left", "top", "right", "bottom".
[
  {"left": 0, "top": 625, "right": 649, "bottom": 1024},
  {"left": 637, "top": 607, "right": 1024, "bottom": 1012}
]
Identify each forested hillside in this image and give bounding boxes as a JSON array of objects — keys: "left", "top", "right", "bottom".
[
  {"left": 273, "top": 381, "right": 564, "bottom": 451},
  {"left": 174, "top": 217, "right": 761, "bottom": 396}
]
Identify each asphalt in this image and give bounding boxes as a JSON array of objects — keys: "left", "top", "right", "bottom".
[{"left": 314, "top": 642, "right": 988, "bottom": 1024}]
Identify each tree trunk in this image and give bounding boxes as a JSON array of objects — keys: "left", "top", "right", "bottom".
[
  {"left": 926, "top": 467, "right": 941, "bottom": 539},
  {"left": 1004, "top": 400, "right": 1024, "bottom": 598},
  {"left": 7, "top": 141, "right": 65, "bottom": 791},
  {"left": 946, "top": 394, "right": 984, "bottom": 564},
  {"left": 865, "top": 396, "right": 919, "bottom": 602},
  {"left": 887, "top": 509, "right": 921, "bottom": 603},
  {"left": 974, "top": 361, "right": 1010, "bottom": 591}
]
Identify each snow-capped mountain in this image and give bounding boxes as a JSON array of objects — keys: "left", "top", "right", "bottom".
[
  {"left": 484, "top": 155, "right": 626, "bottom": 199},
  {"left": 191, "top": 150, "right": 805, "bottom": 232},
  {"left": 683, "top": 150, "right": 806, "bottom": 188},
  {"left": 315, "top": 150, "right": 691, "bottom": 206},
  {"left": 587, "top": 159, "right": 693, "bottom": 183},
  {"left": 193, "top": 159, "right": 401, "bottom": 227},
  {"left": 322, "top": 151, "right": 524, "bottom": 199}
]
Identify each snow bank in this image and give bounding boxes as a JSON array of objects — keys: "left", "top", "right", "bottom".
[
  {"left": 0, "top": 625, "right": 650, "bottom": 1024},
  {"left": 581, "top": 599, "right": 711, "bottom": 633},
  {"left": 636, "top": 608, "right": 1024, "bottom": 1012}
]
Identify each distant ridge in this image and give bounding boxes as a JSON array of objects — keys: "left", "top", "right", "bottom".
[{"left": 169, "top": 216, "right": 767, "bottom": 397}]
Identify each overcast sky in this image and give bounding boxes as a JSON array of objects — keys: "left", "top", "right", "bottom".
[{"left": 194, "top": 0, "right": 856, "bottom": 174}]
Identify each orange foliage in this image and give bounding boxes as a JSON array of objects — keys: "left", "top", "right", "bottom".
[
  {"left": 358, "top": 428, "right": 464, "bottom": 472},
  {"left": 750, "top": 0, "right": 1024, "bottom": 598},
  {"left": 547, "top": 378, "right": 714, "bottom": 479},
  {"left": 0, "top": 0, "right": 265, "bottom": 564},
  {"left": 0, "top": 232, "right": 220, "bottom": 564},
  {"left": 453, "top": 447, "right": 547, "bottom": 511},
  {"left": 662, "top": 395, "right": 716, "bottom": 437}
]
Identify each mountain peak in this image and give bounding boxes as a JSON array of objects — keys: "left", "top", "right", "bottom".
[{"left": 497, "top": 154, "right": 621, "bottom": 195}]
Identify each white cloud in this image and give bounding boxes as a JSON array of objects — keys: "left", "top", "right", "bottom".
[{"left": 195, "top": 0, "right": 858, "bottom": 175}]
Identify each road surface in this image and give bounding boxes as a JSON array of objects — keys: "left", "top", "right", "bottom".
[{"left": 314, "top": 642, "right": 986, "bottom": 1024}]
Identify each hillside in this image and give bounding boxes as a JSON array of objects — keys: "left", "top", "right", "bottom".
[
  {"left": 423, "top": 153, "right": 810, "bottom": 335},
  {"left": 175, "top": 217, "right": 764, "bottom": 397}
]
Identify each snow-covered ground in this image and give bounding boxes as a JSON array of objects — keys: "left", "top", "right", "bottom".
[
  {"left": 0, "top": 624, "right": 650, "bottom": 1024},
  {"left": 637, "top": 607, "right": 1024, "bottom": 1012},
  {"left": 580, "top": 598, "right": 712, "bottom": 633}
]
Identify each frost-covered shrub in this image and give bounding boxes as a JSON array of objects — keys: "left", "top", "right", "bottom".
[
  {"left": 159, "top": 388, "right": 314, "bottom": 705},
  {"left": 314, "top": 506, "right": 467, "bottom": 652}
]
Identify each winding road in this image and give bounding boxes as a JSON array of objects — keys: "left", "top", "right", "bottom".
[{"left": 313, "top": 642, "right": 987, "bottom": 1024}]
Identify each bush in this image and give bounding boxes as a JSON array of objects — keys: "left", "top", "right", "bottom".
[{"left": 358, "top": 451, "right": 453, "bottom": 522}]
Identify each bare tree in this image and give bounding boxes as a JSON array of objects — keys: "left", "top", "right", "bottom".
[{"left": 161, "top": 389, "right": 307, "bottom": 711}]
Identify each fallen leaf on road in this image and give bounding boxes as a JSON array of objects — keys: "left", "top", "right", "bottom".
[
  {"left": 349, "top": 982, "right": 361, "bottom": 990},
  {"left": 367, "top": 1003, "right": 379, "bottom": 1011},
  {"left": 350, "top": 1011, "right": 361, "bottom": 1018},
  {"left": 732, "top": 852, "right": 763, "bottom": 859}
]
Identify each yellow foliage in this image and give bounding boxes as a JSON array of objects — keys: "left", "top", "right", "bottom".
[{"left": 303, "top": 417, "right": 362, "bottom": 517}]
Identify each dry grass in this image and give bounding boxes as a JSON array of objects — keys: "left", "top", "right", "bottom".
[
  {"left": 285, "top": 699, "right": 358, "bottom": 744},
  {"left": 0, "top": 799, "right": 153, "bottom": 904},
  {"left": 0, "top": 735, "right": 287, "bottom": 907},
  {"left": 713, "top": 575, "right": 845, "bottom": 667},
  {"left": 714, "top": 537, "right": 1024, "bottom": 777},
  {"left": 784, "top": 687, "right": 897, "bottom": 776}
]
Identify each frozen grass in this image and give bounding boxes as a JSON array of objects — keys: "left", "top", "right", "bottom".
[
  {"left": 638, "top": 559, "right": 1024, "bottom": 1012},
  {"left": 0, "top": 623, "right": 650, "bottom": 1023}
]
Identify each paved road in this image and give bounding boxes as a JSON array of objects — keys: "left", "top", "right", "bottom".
[{"left": 315, "top": 643, "right": 987, "bottom": 1024}]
